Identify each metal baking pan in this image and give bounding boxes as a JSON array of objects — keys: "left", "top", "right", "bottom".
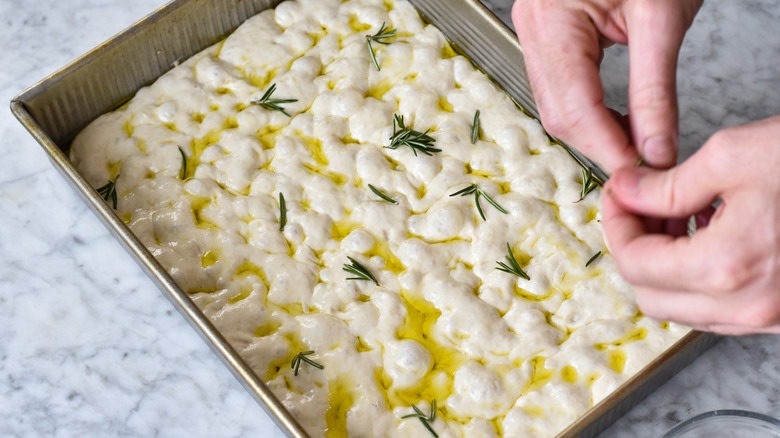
[{"left": 10, "top": 0, "right": 717, "bottom": 436}]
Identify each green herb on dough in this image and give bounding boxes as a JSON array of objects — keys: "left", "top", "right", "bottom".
[
  {"left": 577, "top": 167, "right": 602, "bottom": 202},
  {"left": 291, "top": 350, "right": 324, "bottom": 376},
  {"left": 449, "top": 183, "right": 508, "bottom": 221},
  {"left": 586, "top": 250, "right": 602, "bottom": 267},
  {"left": 97, "top": 178, "right": 118, "bottom": 209},
  {"left": 496, "top": 242, "right": 530, "bottom": 280},
  {"left": 471, "top": 109, "right": 480, "bottom": 144},
  {"left": 386, "top": 114, "right": 441, "bottom": 156},
  {"left": 251, "top": 83, "right": 298, "bottom": 117},
  {"left": 401, "top": 399, "right": 438, "bottom": 438},
  {"left": 279, "top": 192, "right": 287, "bottom": 231},
  {"left": 368, "top": 184, "right": 398, "bottom": 204},
  {"left": 178, "top": 146, "right": 187, "bottom": 180},
  {"left": 366, "top": 22, "right": 396, "bottom": 71},
  {"left": 343, "top": 256, "right": 379, "bottom": 285}
]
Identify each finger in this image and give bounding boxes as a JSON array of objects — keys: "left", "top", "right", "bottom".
[
  {"left": 606, "top": 155, "right": 723, "bottom": 220},
  {"left": 634, "top": 287, "right": 780, "bottom": 335},
  {"left": 516, "top": 9, "right": 638, "bottom": 171},
  {"left": 601, "top": 189, "right": 720, "bottom": 291},
  {"left": 626, "top": 1, "right": 701, "bottom": 168}
]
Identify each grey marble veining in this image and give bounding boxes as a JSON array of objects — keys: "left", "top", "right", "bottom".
[{"left": 2, "top": 1, "right": 780, "bottom": 437}]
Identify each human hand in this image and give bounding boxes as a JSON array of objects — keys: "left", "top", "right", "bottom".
[
  {"left": 511, "top": 0, "right": 702, "bottom": 171},
  {"left": 602, "top": 116, "right": 780, "bottom": 334}
]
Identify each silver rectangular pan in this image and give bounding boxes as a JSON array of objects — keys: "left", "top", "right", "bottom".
[{"left": 10, "top": 0, "right": 717, "bottom": 436}]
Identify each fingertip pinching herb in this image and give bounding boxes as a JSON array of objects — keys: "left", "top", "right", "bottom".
[
  {"left": 386, "top": 114, "right": 441, "bottom": 156},
  {"left": 577, "top": 167, "right": 602, "bottom": 202},
  {"left": 343, "top": 256, "right": 379, "bottom": 285},
  {"left": 97, "top": 177, "right": 118, "bottom": 209},
  {"left": 278, "top": 192, "right": 287, "bottom": 231},
  {"left": 401, "top": 399, "right": 438, "bottom": 438},
  {"left": 291, "top": 350, "right": 324, "bottom": 376},
  {"left": 252, "top": 83, "right": 298, "bottom": 117},
  {"left": 496, "top": 242, "right": 530, "bottom": 280},
  {"left": 471, "top": 109, "right": 480, "bottom": 144},
  {"left": 449, "top": 183, "right": 507, "bottom": 221},
  {"left": 368, "top": 184, "right": 398, "bottom": 204},
  {"left": 178, "top": 146, "right": 187, "bottom": 180},
  {"left": 366, "top": 22, "right": 396, "bottom": 71},
  {"left": 586, "top": 250, "right": 602, "bottom": 267}
]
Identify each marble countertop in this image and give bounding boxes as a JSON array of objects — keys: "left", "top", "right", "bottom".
[{"left": 2, "top": 0, "right": 780, "bottom": 436}]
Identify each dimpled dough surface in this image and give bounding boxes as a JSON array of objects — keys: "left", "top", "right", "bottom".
[{"left": 70, "top": 0, "right": 687, "bottom": 436}]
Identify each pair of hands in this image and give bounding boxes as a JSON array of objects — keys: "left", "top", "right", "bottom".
[{"left": 513, "top": 0, "right": 780, "bottom": 334}]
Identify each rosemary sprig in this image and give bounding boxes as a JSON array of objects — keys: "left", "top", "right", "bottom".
[
  {"left": 251, "top": 83, "right": 298, "bottom": 117},
  {"left": 577, "top": 167, "right": 602, "bottom": 202},
  {"left": 366, "top": 22, "right": 396, "bottom": 71},
  {"left": 449, "top": 183, "right": 508, "bottom": 221},
  {"left": 178, "top": 146, "right": 187, "bottom": 180},
  {"left": 471, "top": 109, "right": 480, "bottom": 144},
  {"left": 291, "top": 350, "right": 324, "bottom": 376},
  {"left": 279, "top": 192, "right": 287, "bottom": 231},
  {"left": 386, "top": 114, "right": 441, "bottom": 156},
  {"left": 586, "top": 250, "right": 602, "bottom": 267},
  {"left": 368, "top": 184, "right": 398, "bottom": 204},
  {"left": 496, "top": 242, "right": 530, "bottom": 280},
  {"left": 401, "top": 400, "right": 438, "bottom": 438},
  {"left": 343, "top": 256, "right": 379, "bottom": 285},
  {"left": 96, "top": 177, "right": 118, "bottom": 209}
]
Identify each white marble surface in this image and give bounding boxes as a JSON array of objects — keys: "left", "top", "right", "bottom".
[{"left": 2, "top": 0, "right": 779, "bottom": 437}]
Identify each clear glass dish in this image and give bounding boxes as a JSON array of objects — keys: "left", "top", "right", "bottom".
[{"left": 663, "top": 410, "right": 780, "bottom": 438}]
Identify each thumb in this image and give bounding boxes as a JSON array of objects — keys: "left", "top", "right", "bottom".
[
  {"left": 606, "top": 161, "right": 720, "bottom": 220},
  {"left": 626, "top": 1, "right": 702, "bottom": 168}
]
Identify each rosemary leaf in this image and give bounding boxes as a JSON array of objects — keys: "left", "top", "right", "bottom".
[
  {"left": 279, "top": 192, "right": 287, "bottom": 231},
  {"left": 291, "top": 350, "right": 324, "bottom": 376},
  {"left": 449, "top": 184, "right": 478, "bottom": 197},
  {"left": 471, "top": 109, "right": 480, "bottom": 144},
  {"left": 96, "top": 178, "right": 118, "bottom": 209},
  {"left": 577, "top": 167, "right": 602, "bottom": 202},
  {"left": 386, "top": 114, "right": 441, "bottom": 156},
  {"left": 366, "top": 22, "right": 396, "bottom": 71},
  {"left": 368, "top": 184, "right": 398, "bottom": 204},
  {"left": 474, "top": 191, "right": 486, "bottom": 221},
  {"left": 178, "top": 146, "right": 187, "bottom": 180},
  {"left": 449, "top": 183, "right": 507, "bottom": 220},
  {"left": 480, "top": 189, "right": 508, "bottom": 215},
  {"left": 401, "top": 401, "right": 438, "bottom": 438},
  {"left": 343, "top": 256, "right": 379, "bottom": 285},
  {"left": 496, "top": 242, "right": 530, "bottom": 280},
  {"left": 251, "top": 83, "right": 298, "bottom": 117},
  {"left": 586, "top": 251, "right": 602, "bottom": 267}
]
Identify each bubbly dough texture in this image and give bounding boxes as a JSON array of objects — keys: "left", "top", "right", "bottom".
[{"left": 70, "top": 0, "right": 688, "bottom": 436}]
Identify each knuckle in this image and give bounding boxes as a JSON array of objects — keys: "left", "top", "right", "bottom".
[
  {"left": 631, "top": 83, "right": 677, "bottom": 115},
  {"left": 538, "top": 108, "right": 569, "bottom": 140},
  {"left": 659, "top": 167, "right": 681, "bottom": 213},
  {"left": 706, "top": 128, "right": 732, "bottom": 150},
  {"left": 628, "top": 0, "right": 659, "bottom": 22},
  {"left": 513, "top": 0, "right": 546, "bottom": 38},
  {"left": 697, "top": 128, "right": 736, "bottom": 178},
  {"left": 539, "top": 99, "right": 594, "bottom": 143},
  {"left": 704, "top": 252, "right": 754, "bottom": 294}
]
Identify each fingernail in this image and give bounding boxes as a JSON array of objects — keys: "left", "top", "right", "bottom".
[{"left": 642, "top": 136, "right": 676, "bottom": 167}]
